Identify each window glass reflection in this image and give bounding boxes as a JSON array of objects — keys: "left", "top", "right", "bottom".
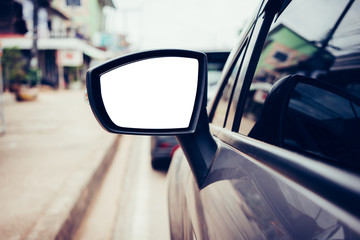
[
  {"left": 284, "top": 83, "right": 360, "bottom": 165},
  {"left": 240, "top": 0, "right": 360, "bottom": 135},
  {"left": 212, "top": 46, "right": 247, "bottom": 127}
]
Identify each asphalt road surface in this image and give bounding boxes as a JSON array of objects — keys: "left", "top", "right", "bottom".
[{"left": 75, "top": 135, "right": 170, "bottom": 240}]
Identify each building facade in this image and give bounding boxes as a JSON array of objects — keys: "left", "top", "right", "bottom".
[{"left": 0, "top": 0, "right": 113, "bottom": 89}]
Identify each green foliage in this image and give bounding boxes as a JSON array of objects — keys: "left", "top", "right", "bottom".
[
  {"left": 2, "top": 47, "right": 27, "bottom": 85},
  {"left": 25, "top": 68, "right": 41, "bottom": 86},
  {"left": 67, "top": 66, "right": 80, "bottom": 82}
]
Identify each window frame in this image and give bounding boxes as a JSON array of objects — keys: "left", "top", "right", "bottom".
[
  {"left": 231, "top": 9, "right": 279, "bottom": 132},
  {"left": 208, "top": 31, "right": 251, "bottom": 124},
  {"left": 209, "top": 0, "right": 280, "bottom": 132},
  {"left": 223, "top": 40, "right": 249, "bottom": 129},
  {"left": 208, "top": 2, "right": 264, "bottom": 125}
]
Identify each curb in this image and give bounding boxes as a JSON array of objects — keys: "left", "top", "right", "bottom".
[
  {"left": 56, "top": 135, "right": 121, "bottom": 240},
  {"left": 25, "top": 135, "right": 121, "bottom": 240}
]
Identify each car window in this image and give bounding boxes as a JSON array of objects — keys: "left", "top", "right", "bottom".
[
  {"left": 238, "top": 0, "right": 360, "bottom": 166},
  {"left": 240, "top": 0, "right": 360, "bottom": 135},
  {"left": 212, "top": 44, "right": 247, "bottom": 128},
  {"left": 284, "top": 82, "right": 360, "bottom": 166},
  {"left": 211, "top": 7, "right": 265, "bottom": 128},
  {"left": 227, "top": 14, "right": 265, "bottom": 132}
]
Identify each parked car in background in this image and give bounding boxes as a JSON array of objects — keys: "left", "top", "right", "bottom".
[
  {"left": 150, "top": 51, "right": 229, "bottom": 170},
  {"left": 150, "top": 136, "right": 179, "bottom": 169},
  {"left": 87, "top": 0, "right": 360, "bottom": 238},
  {"left": 206, "top": 51, "right": 231, "bottom": 101}
]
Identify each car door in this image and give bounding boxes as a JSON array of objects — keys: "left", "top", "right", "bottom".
[{"left": 168, "top": 0, "right": 360, "bottom": 239}]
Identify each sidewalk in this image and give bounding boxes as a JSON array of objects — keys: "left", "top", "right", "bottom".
[{"left": 0, "top": 89, "right": 119, "bottom": 240}]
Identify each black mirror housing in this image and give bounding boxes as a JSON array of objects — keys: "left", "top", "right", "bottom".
[{"left": 86, "top": 49, "right": 208, "bottom": 135}]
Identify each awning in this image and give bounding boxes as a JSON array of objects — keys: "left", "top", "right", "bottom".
[{"left": 0, "top": 36, "right": 110, "bottom": 60}]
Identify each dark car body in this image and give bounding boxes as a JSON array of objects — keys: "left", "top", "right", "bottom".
[
  {"left": 86, "top": 0, "right": 360, "bottom": 239},
  {"left": 166, "top": 0, "right": 360, "bottom": 238}
]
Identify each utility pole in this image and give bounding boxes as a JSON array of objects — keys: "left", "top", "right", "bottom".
[
  {"left": 31, "top": 0, "right": 40, "bottom": 86},
  {"left": 305, "top": 0, "right": 354, "bottom": 76},
  {"left": 319, "top": 0, "right": 354, "bottom": 52},
  {"left": 0, "top": 41, "right": 5, "bottom": 134}
]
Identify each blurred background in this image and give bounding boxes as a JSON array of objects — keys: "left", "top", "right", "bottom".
[{"left": 0, "top": 0, "right": 259, "bottom": 93}]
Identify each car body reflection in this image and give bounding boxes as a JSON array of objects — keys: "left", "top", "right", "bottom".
[{"left": 169, "top": 141, "right": 355, "bottom": 239}]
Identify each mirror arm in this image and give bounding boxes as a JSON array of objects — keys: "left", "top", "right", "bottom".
[{"left": 176, "top": 107, "right": 218, "bottom": 189}]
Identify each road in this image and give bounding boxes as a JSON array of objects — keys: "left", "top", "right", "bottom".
[{"left": 75, "top": 135, "right": 170, "bottom": 240}]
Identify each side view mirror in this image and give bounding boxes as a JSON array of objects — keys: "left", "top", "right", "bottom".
[
  {"left": 87, "top": 49, "right": 218, "bottom": 188},
  {"left": 86, "top": 50, "right": 208, "bottom": 135}
]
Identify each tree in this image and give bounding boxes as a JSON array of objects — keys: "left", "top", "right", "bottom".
[{"left": 2, "top": 47, "right": 27, "bottom": 91}]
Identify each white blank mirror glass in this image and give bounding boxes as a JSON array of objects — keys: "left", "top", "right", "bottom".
[{"left": 100, "top": 57, "right": 199, "bottom": 129}]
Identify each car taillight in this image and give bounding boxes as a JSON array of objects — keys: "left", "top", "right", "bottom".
[
  {"left": 159, "top": 142, "right": 172, "bottom": 149},
  {"left": 170, "top": 145, "right": 180, "bottom": 157}
]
